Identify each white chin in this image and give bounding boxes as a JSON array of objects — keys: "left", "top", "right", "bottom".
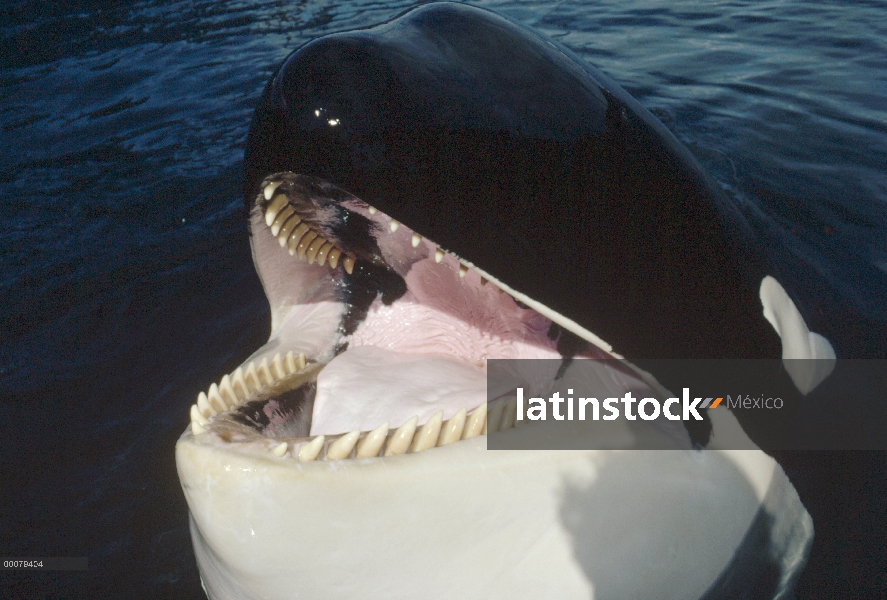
[{"left": 177, "top": 433, "right": 811, "bottom": 600}]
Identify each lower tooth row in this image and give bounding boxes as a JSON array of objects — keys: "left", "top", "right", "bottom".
[
  {"left": 189, "top": 357, "right": 521, "bottom": 456},
  {"left": 272, "top": 396, "right": 520, "bottom": 462},
  {"left": 190, "top": 351, "right": 307, "bottom": 429}
]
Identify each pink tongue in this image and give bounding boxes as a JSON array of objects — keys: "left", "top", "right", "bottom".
[{"left": 310, "top": 346, "right": 486, "bottom": 435}]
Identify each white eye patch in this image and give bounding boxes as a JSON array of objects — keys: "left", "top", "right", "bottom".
[{"left": 759, "top": 276, "right": 836, "bottom": 394}]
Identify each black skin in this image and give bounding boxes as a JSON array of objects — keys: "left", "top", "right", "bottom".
[
  {"left": 243, "top": 3, "right": 791, "bottom": 445},
  {"left": 242, "top": 5, "right": 884, "bottom": 596},
  {"left": 244, "top": 2, "right": 781, "bottom": 365},
  {"left": 239, "top": 2, "right": 887, "bottom": 449}
]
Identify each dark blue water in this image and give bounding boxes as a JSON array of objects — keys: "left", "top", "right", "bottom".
[{"left": 1, "top": 1, "right": 885, "bottom": 598}]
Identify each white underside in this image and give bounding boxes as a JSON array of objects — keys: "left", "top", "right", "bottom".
[
  {"left": 179, "top": 268, "right": 826, "bottom": 599},
  {"left": 177, "top": 426, "right": 811, "bottom": 600}
]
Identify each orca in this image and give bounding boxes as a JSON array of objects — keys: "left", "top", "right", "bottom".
[
  {"left": 177, "top": 4, "right": 827, "bottom": 598},
  {"left": 243, "top": 2, "right": 836, "bottom": 423},
  {"left": 247, "top": 0, "right": 764, "bottom": 364}
]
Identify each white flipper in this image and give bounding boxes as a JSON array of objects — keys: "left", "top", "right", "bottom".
[{"left": 759, "top": 276, "right": 836, "bottom": 394}]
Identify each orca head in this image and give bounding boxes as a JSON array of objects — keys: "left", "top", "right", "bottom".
[
  {"left": 245, "top": 2, "right": 786, "bottom": 363},
  {"left": 176, "top": 4, "right": 817, "bottom": 598}
]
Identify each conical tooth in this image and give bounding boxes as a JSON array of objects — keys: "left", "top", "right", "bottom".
[
  {"left": 296, "top": 230, "right": 319, "bottom": 260},
  {"left": 270, "top": 205, "right": 296, "bottom": 236},
  {"left": 265, "top": 194, "right": 289, "bottom": 226},
  {"left": 287, "top": 222, "right": 311, "bottom": 255},
  {"left": 412, "top": 411, "right": 443, "bottom": 453},
  {"left": 411, "top": 233, "right": 421, "bottom": 247},
  {"left": 438, "top": 408, "right": 467, "bottom": 446},
  {"left": 356, "top": 422, "right": 389, "bottom": 458},
  {"left": 271, "top": 353, "right": 286, "bottom": 380},
  {"left": 384, "top": 416, "right": 418, "bottom": 457},
  {"left": 368, "top": 206, "right": 377, "bottom": 214},
  {"left": 245, "top": 362, "right": 261, "bottom": 393},
  {"left": 263, "top": 180, "right": 283, "bottom": 201},
  {"left": 197, "top": 391, "right": 215, "bottom": 417},
  {"left": 208, "top": 383, "right": 227, "bottom": 413},
  {"left": 231, "top": 368, "right": 248, "bottom": 400},
  {"left": 271, "top": 442, "right": 288, "bottom": 457},
  {"left": 258, "top": 357, "right": 274, "bottom": 386},
  {"left": 285, "top": 351, "right": 298, "bottom": 374},
  {"left": 190, "top": 404, "right": 209, "bottom": 426},
  {"left": 297, "top": 353, "right": 307, "bottom": 369},
  {"left": 191, "top": 421, "right": 207, "bottom": 435},
  {"left": 219, "top": 375, "right": 238, "bottom": 408},
  {"left": 463, "top": 404, "right": 487, "bottom": 439},
  {"left": 327, "top": 430, "right": 360, "bottom": 460},
  {"left": 501, "top": 397, "right": 517, "bottom": 430},
  {"left": 459, "top": 264, "right": 468, "bottom": 278},
  {"left": 487, "top": 399, "right": 506, "bottom": 434},
  {"left": 314, "top": 241, "right": 334, "bottom": 266},
  {"left": 277, "top": 214, "right": 302, "bottom": 246},
  {"left": 298, "top": 435, "right": 325, "bottom": 462},
  {"left": 327, "top": 247, "right": 342, "bottom": 269},
  {"left": 389, "top": 219, "right": 400, "bottom": 232},
  {"left": 342, "top": 254, "right": 355, "bottom": 275},
  {"left": 306, "top": 236, "right": 327, "bottom": 264},
  {"left": 435, "top": 248, "right": 444, "bottom": 263}
]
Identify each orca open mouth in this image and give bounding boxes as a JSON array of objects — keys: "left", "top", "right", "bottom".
[
  {"left": 187, "top": 171, "right": 664, "bottom": 462},
  {"left": 176, "top": 168, "right": 813, "bottom": 600}
]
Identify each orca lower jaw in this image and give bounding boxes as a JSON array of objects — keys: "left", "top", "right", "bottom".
[
  {"left": 177, "top": 172, "right": 815, "bottom": 600},
  {"left": 188, "top": 354, "right": 491, "bottom": 462},
  {"left": 186, "top": 172, "right": 625, "bottom": 462}
]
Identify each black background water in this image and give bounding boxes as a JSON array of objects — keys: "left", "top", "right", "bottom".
[{"left": 1, "top": 1, "right": 884, "bottom": 598}]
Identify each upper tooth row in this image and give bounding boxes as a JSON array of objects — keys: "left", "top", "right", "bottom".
[
  {"left": 263, "top": 395, "right": 521, "bottom": 462},
  {"left": 357, "top": 204, "right": 487, "bottom": 289},
  {"left": 267, "top": 179, "right": 477, "bottom": 283},
  {"left": 264, "top": 180, "right": 497, "bottom": 285},
  {"left": 189, "top": 351, "right": 307, "bottom": 430},
  {"left": 366, "top": 207, "right": 484, "bottom": 283},
  {"left": 262, "top": 187, "right": 355, "bottom": 275}
]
